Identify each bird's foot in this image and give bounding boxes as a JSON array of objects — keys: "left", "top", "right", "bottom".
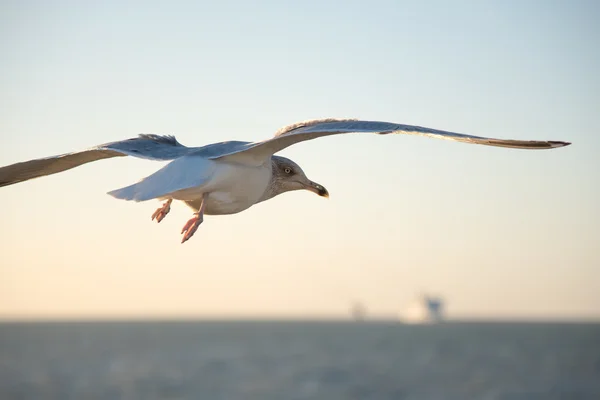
[
  {"left": 181, "top": 213, "right": 203, "bottom": 244},
  {"left": 151, "top": 199, "right": 172, "bottom": 223}
]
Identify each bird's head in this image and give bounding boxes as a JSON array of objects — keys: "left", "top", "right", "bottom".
[{"left": 270, "top": 156, "right": 329, "bottom": 199}]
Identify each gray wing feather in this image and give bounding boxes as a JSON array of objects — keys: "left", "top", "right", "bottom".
[
  {"left": 193, "top": 140, "right": 253, "bottom": 159},
  {"left": 213, "top": 118, "right": 571, "bottom": 166},
  {"left": 0, "top": 134, "right": 192, "bottom": 188}
]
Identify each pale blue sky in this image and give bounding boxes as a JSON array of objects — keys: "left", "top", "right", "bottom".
[{"left": 1, "top": 0, "right": 598, "bottom": 320}]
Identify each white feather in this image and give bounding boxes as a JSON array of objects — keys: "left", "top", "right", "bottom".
[{"left": 107, "top": 156, "right": 217, "bottom": 202}]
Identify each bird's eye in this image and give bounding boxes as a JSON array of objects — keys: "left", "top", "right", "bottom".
[{"left": 284, "top": 167, "right": 292, "bottom": 174}]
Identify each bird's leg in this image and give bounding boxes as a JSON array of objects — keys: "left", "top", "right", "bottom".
[
  {"left": 180, "top": 195, "right": 207, "bottom": 244},
  {"left": 151, "top": 199, "right": 172, "bottom": 223}
]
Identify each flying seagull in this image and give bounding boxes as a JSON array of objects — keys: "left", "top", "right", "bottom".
[{"left": 0, "top": 118, "right": 570, "bottom": 243}]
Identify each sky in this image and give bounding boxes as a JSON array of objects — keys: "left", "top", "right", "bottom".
[{"left": 1, "top": 0, "right": 599, "bottom": 320}]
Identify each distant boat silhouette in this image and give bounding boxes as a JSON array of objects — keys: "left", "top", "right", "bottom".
[
  {"left": 350, "top": 301, "right": 367, "bottom": 321},
  {"left": 403, "top": 293, "right": 445, "bottom": 324}
]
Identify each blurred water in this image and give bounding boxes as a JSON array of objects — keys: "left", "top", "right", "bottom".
[{"left": 1, "top": 321, "right": 599, "bottom": 400}]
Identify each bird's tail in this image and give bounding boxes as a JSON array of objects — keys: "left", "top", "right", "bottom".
[
  {"left": 107, "top": 182, "right": 143, "bottom": 201},
  {"left": 107, "top": 177, "right": 169, "bottom": 202},
  {"left": 107, "top": 156, "right": 211, "bottom": 202}
]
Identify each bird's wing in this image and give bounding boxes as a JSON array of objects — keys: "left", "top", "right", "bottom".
[
  {"left": 0, "top": 134, "right": 192, "bottom": 187},
  {"left": 212, "top": 118, "right": 571, "bottom": 166},
  {"left": 191, "top": 140, "right": 253, "bottom": 158}
]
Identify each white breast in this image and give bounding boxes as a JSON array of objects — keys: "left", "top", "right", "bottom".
[{"left": 173, "top": 161, "right": 272, "bottom": 215}]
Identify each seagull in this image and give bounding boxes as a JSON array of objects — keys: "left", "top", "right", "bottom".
[{"left": 0, "top": 118, "right": 570, "bottom": 243}]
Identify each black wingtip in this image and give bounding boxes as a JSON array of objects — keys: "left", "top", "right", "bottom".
[{"left": 551, "top": 141, "right": 571, "bottom": 148}]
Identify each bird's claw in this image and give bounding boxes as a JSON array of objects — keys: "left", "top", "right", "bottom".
[
  {"left": 151, "top": 200, "right": 172, "bottom": 223},
  {"left": 181, "top": 215, "right": 203, "bottom": 244}
]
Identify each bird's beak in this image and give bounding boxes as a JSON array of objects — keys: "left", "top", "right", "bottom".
[{"left": 305, "top": 180, "right": 329, "bottom": 198}]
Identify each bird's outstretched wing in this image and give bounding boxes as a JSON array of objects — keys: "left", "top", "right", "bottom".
[
  {"left": 212, "top": 118, "right": 571, "bottom": 166},
  {"left": 0, "top": 134, "right": 191, "bottom": 187}
]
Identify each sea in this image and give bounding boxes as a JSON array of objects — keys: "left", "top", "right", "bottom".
[{"left": 1, "top": 321, "right": 599, "bottom": 400}]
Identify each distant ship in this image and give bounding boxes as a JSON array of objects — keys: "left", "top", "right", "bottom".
[
  {"left": 350, "top": 301, "right": 367, "bottom": 321},
  {"left": 402, "top": 293, "right": 446, "bottom": 324}
]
